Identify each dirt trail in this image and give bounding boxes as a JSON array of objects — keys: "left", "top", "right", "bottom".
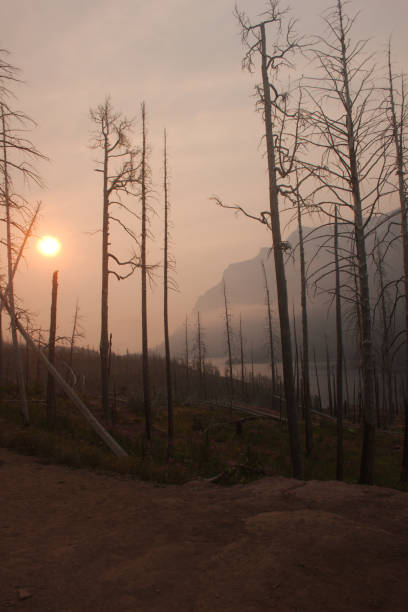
[{"left": 1, "top": 447, "right": 408, "bottom": 611}]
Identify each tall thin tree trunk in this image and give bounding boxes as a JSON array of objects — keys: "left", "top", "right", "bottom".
[
  {"left": 334, "top": 208, "right": 344, "bottom": 480},
  {"left": 223, "top": 279, "right": 234, "bottom": 403},
  {"left": 250, "top": 347, "right": 255, "bottom": 400},
  {"left": 314, "top": 347, "right": 322, "bottom": 413},
  {"left": 1, "top": 105, "right": 29, "bottom": 425},
  {"left": 46, "top": 270, "right": 58, "bottom": 429},
  {"left": 334, "top": 2, "right": 375, "bottom": 484},
  {"left": 297, "top": 191, "right": 313, "bottom": 455},
  {"left": 196, "top": 311, "right": 203, "bottom": 396},
  {"left": 261, "top": 261, "right": 276, "bottom": 394},
  {"left": 140, "top": 102, "right": 152, "bottom": 445},
  {"left": 185, "top": 315, "right": 190, "bottom": 391},
  {"left": 163, "top": 130, "right": 174, "bottom": 459},
  {"left": 69, "top": 300, "right": 80, "bottom": 369},
  {"left": 387, "top": 50, "right": 408, "bottom": 481},
  {"left": 326, "top": 337, "right": 333, "bottom": 416},
  {"left": 100, "top": 116, "right": 110, "bottom": 420},
  {"left": 261, "top": 22, "right": 303, "bottom": 479},
  {"left": 239, "top": 315, "right": 245, "bottom": 400},
  {"left": 0, "top": 304, "right": 3, "bottom": 394},
  {"left": 293, "top": 309, "right": 300, "bottom": 409},
  {"left": 25, "top": 320, "right": 30, "bottom": 389},
  {"left": 344, "top": 352, "right": 350, "bottom": 418}
]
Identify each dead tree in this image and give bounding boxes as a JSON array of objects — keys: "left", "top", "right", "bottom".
[
  {"left": 372, "top": 234, "right": 397, "bottom": 430},
  {"left": 239, "top": 315, "right": 246, "bottom": 400},
  {"left": 140, "top": 102, "right": 152, "bottom": 445},
  {"left": 46, "top": 270, "right": 58, "bottom": 429},
  {"left": 163, "top": 129, "right": 176, "bottom": 459},
  {"left": 195, "top": 311, "right": 205, "bottom": 397},
  {"left": 215, "top": 1, "right": 304, "bottom": 478},
  {"left": 334, "top": 207, "right": 344, "bottom": 480},
  {"left": 69, "top": 300, "right": 84, "bottom": 370},
  {"left": 223, "top": 278, "right": 234, "bottom": 402},
  {"left": 386, "top": 48, "right": 408, "bottom": 481},
  {"left": 304, "top": 0, "right": 392, "bottom": 484},
  {"left": 0, "top": 53, "right": 46, "bottom": 424},
  {"left": 90, "top": 96, "right": 139, "bottom": 421},
  {"left": 261, "top": 260, "right": 276, "bottom": 393},
  {"left": 296, "top": 187, "right": 313, "bottom": 456},
  {"left": 0, "top": 284, "right": 128, "bottom": 456},
  {"left": 184, "top": 314, "right": 190, "bottom": 391}
]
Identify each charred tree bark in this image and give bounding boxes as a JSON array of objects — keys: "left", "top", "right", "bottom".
[
  {"left": 306, "top": 0, "right": 382, "bottom": 483},
  {"left": 239, "top": 315, "right": 245, "bottom": 400},
  {"left": 69, "top": 301, "right": 81, "bottom": 370},
  {"left": 334, "top": 208, "right": 344, "bottom": 480},
  {"left": 46, "top": 270, "right": 58, "bottom": 429},
  {"left": 100, "top": 119, "right": 110, "bottom": 420},
  {"left": 260, "top": 21, "right": 303, "bottom": 478},
  {"left": 0, "top": 305, "right": 3, "bottom": 394},
  {"left": 163, "top": 129, "right": 174, "bottom": 459},
  {"left": 297, "top": 193, "right": 313, "bottom": 456},
  {"left": 140, "top": 102, "right": 152, "bottom": 445},
  {"left": 196, "top": 311, "right": 203, "bottom": 396},
  {"left": 261, "top": 261, "right": 276, "bottom": 394},
  {"left": 90, "top": 97, "right": 138, "bottom": 422},
  {"left": 387, "top": 50, "right": 408, "bottom": 481},
  {"left": 185, "top": 314, "right": 190, "bottom": 391},
  {"left": 1, "top": 105, "right": 29, "bottom": 425},
  {"left": 223, "top": 279, "right": 234, "bottom": 402}
]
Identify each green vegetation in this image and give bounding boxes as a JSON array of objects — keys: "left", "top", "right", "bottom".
[{"left": 0, "top": 393, "right": 406, "bottom": 491}]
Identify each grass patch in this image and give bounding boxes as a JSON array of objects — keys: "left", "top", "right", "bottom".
[{"left": 0, "top": 396, "right": 406, "bottom": 490}]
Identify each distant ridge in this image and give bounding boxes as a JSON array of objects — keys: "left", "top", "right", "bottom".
[{"left": 164, "top": 211, "right": 404, "bottom": 364}]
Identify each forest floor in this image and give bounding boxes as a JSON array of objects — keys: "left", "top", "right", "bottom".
[{"left": 2, "top": 446, "right": 408, "bottom": 612}]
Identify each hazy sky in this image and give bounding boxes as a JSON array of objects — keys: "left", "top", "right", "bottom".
[{"left": 1, "top": 0, "right": 407, "bottom": 353}]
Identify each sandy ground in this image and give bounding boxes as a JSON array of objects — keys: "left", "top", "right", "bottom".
[{"left": 1, "top": 447, "right": 408, "bottom": 611}]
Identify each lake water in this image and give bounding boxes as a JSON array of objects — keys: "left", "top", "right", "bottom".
[{"left": 207, "top": 357, "right": 405, "bottom": 411}]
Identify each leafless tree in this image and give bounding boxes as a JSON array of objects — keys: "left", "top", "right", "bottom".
[
  {"left": 163, "top": 129, "right": 177, "bottom": 459},
  {"left": 184, "top": 314, "right": 190, "bottom": 390},
  {"left": 334, "top": 207, "right": 344, "bottom": 479},
  {"left": 295, "top": 187, "right": 313, "bottom": 456},
  {"left": 386, "top": 47, "right": 408, "bottom": 481},
  {"left": 372, "top": 234, "right": 397, "bottom": 429},
  {"left": 195, "top": 311, "right": 205, "bottom": 396},
  {"left": 304, "top": 0, "right": 392, "bottom": 484},
  {"left": 46, "top": 270, "right": 58, "bottom": 429},
  {"left": 261, "top": 260, "right": 277, "bottom": 395},
  {"left": 90, "top": 96, "right": 139, "bottom": 421},
  {"left": 232, "top": 0, "right": 304, "bottom": 478},
  {"left": 69, "top": 300, "right": 84, "bottom": 369},
  {"left": 239, "top": 314, "right": 246, "bottom": 400},
  {"left": 0, "top": 52, "right": 46, "bottom": 424},
  {"left": 222, "top": 278, "right": 234, "bottom": 402},
  {"left": 139, "top": 102, "right": 153, "bottom": 447}
]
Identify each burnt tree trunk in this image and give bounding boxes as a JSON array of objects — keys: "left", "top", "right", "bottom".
[
  {"left": 261, "top": 22, "right": 303, "bottom": 478},
  {"left": 387, "top": 51, "right": 408, "bottom": 481},
  {"left": 46, "top": 270, "right": 58, "bottom": 429},
  {"left": 1, "top": 105, "right": 29, "bottom": 425},
  {"left": 163, "top": 130, "right": 174, "bottom": 459},
  {"left": 297, "top": 193, "right": 313, "bottom": 456},
  {"left": 261, "top": 261, "right": 276, "bottom": 394},
  {"left": 334, "top": 208, "right": 344, "bottom": 480},
  {"left": 141, "top": 102, "right": 152, "bottom": 445}
]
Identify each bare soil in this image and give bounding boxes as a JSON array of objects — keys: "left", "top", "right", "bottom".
[{"left": 2, "top": 447, "right": 408, "bottom": 611}]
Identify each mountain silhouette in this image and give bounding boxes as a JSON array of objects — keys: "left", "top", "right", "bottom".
[{"left": 166, "top": 211, "right": 404, "bottom": 367}]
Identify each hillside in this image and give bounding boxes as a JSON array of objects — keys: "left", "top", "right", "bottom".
[
  {"left": 2, "top": 447, "right": 408, "bottom": 611},
  {"left": 167, "top": 211, "right": 404, "bottom": 364}
]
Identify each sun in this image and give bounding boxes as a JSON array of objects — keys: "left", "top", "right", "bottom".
[{"left": 37, "top": 235, "right": 61, "bottom": 257}]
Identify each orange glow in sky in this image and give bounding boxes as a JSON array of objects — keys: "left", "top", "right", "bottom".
[{"left": 37, "top": 236, "right": 61, "bottom": 257}]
